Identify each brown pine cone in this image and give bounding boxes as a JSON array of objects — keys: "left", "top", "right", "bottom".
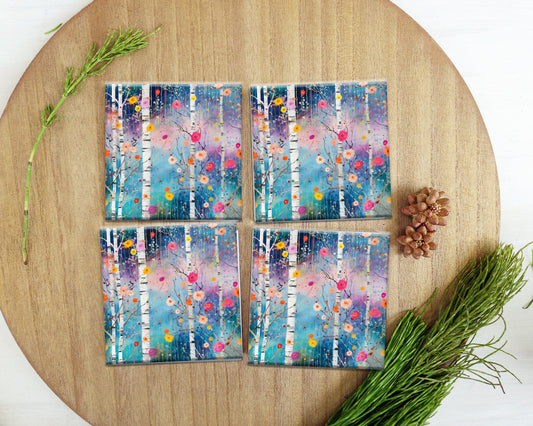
[
  {"left": 396, "top": 225, "right": 437, "bottom": 259},
  {"left": 401, "top": 187, "right": 450, "bottom": 230}
]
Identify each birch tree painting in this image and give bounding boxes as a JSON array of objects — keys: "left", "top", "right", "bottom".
[
  {"left": 100, "top": 224, "right": 242, "bottom": 365},
  {"left": 249, "top": 228, "right": 390, "bottom": 369},
  {"left": 105, "top": 83, "right": 242, "bottom": 220},
  {"left": 251, "top": 81, "right": 390, "bottom": 221}
]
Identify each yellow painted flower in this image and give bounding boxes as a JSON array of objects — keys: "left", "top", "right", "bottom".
[
  {"left": 185, "top": 236, "right": 192, "bottom": 242},
  {"left": 135, "top": 105, "right": 141, "bottom": 112},
  {"left": 190, "top": 94, "right": 197, "bottom": 101},
  {"left": 164, "top": 334, "right": 174, "bottom": 342},
  {"left": 146, "top": 124, "right": 154, "bottom": 132},
  {"left": 282, "top": 251, "right": 288, "bottom": 258},
  {"left": 357, "top": 183, "right": 362, "bottom": 189},
  {"left": 293, "top": 124, "right": 301, "bottom": 132},
  {"left": 129, "top": 96, "right": 137, "bottom": 104},
  {"left": 143, "top": 266, "right": 151, "bottom": 274},
  {"left": 314, "top": 192, "right": 323, "bottom": 201},
  {"left": 338, "top": 243, "right": 344, "bottom": 249},
  {"left": 308, "top": 339, "right": 317, "bottom": 347},
  {"left": 293, "top": 270, "right": 301, "bottom": 278},
  {"left": 124, "top": 239, "right": 133, "bottom": 248},
  {"left": 280, "top": 106, "right": 287, "bottom": 113},
  {"left": 165, "top": 192, "right": 174, "bottom": 200},
  {"left": 276, "top": 241, "right": 285, "bottom": 249},
  {"left": 111, "top": 266, "right": 117, "bottom": 273},
  {"left": 274, "top": 97, "right": 283, "bottom": 106},
  {"left": 387, "top": 197, "right": 392, "bottom": 204},
  {"left": 130, "top": 249, "right": 137, "bottom": 256},
  {"left": 336, "top": 94, "right": 342, "bottom": 100}
]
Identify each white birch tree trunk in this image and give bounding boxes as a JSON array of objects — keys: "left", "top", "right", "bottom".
[
  {"left": 189, "top": 85, "right": 197, "bottom": 219},
  {"left": 185, "top": 225, "right": 196, "bottom": 359},
  {"left": 105, "top": 228, "right": 117, "bottom": 364},
  {"left": 364, "top": 239, "right": 372, "bottom": 355},
  {"left": 260, "top": 228, "right": 272, "bottom": 364},
  {"left": 257, "top": 86, "right": 267, "bottom": 222},
  {"left": 215, "top": 233, "right": 224, "bottom": 344},
  {"left": 335, "top": 83, "right": 346, "bottom": 218},
  {"left": 263, "top": 87, "right": 275, "bottom": 221},
  {"left": 141, "top": 84, "right": 152, "bottom": 219},
  {"left": 110, "top": 84, "right": 118, "bottom": 220},
  {"left": 331, "top": 231, "right": 344, "bottom": 367},
  {"left": 365, "top": 88, "right": 373, "bottom": 200},
  {"left": 219, "top": 89, "right": 226, "bottom": 216},
  {"left": 136, "top": 226, "right": 151, "bottom": 362},
  {"left": 112, "top": 228, "right": 124, "bottom": 363},
  {"left": 117, "top": 84, "right": 126, "bottom": 219},
  {"left": 284, "top": 229, "right": 298, "bottom": 364},
  {"left": 287, "top": 85, "right": 300, "bottom": 220},
  {"left": 252, "top": 228, "right": 264, "bottom": 364}
]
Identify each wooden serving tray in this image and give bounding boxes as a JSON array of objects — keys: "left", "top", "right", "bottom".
[{"left": 0, "top": 0, "right": 499, "bottom": 424}]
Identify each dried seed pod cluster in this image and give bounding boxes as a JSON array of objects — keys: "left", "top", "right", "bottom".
[{"left": 397, "top": 187, "right": 451, "bottom": 259}]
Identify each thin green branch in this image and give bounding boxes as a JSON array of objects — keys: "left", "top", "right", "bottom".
[{"left": 22, "top": 25, "right": 160, "bottom": 264}]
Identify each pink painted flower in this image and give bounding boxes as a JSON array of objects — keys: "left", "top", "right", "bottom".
[
  {"left": 318, "top": 99, "right": 328, "bottom": 109},
  {"left": 291, "top": 351, "right": 300, "bottom": 361},
  {"left": 141, "top": 98, "right": 150, "bottom": 108},
  {"left": 204, "top": 302, "right": 213, "bottom": 311},
  {"left": 225, "top": 159, "right": 236, "bottom": 169},
  {"left": 167, "top": 241, "right": 177, "bottom": 251},
  {"left": 341, "top": 298, "right": 352, "bottom": 309},
  {"left": 348, "top": 174, "right": 357, "bottom": 183},
  {"left": 188, "top": 272, "right": 198, "bottom": 283},
  {"left": 343, "top": 150, "right": 354, "bottom": 160},
  {"left": 172, "top": 100, "right": 182, "bottom": 109},
  {"left": 148, "top": 205, "right": 156, "bottom": 214},
  {"left": 343, "top": 323, "right": 353, "bottom": 332},
  {"left": 298, "top": 205, "right": 307, "bottom": 215},
  {"left": 193, "top": 291, "right": 204, "bottom": 301},
  {"left": 363, "top": 200, "right": 375, "bottom": 211},
  {"left": 213, "top": 202, "right": 225, "bottom": 213},
  {"left": 337, "top": 280, "right": 347, "bottom": 291},
  {"left": 206, "top": 162, "right": 215, "bottom": 171},
  {"left": 222, "top": 298, "right": 234, "bottom": 308},
  {"left": 316, "top": 155, "right": 325, "bottom": 164},
  {"left": 351, "top": 311, "right": 360, "bottom": 320},
  {"left": 196, "top": 150, "right": 207, "bottom": 161},
  {"left": 338, "top": 130, "right": 348, "bottom": 142},
  {"left": 148, "top": 348, "right": 157, "bottom": 357},
  {"left": 191, "top": 132, "right": 201, "bottom": 142},
  {"left": 356, "top": 351, "right": 368, "bottom": 362},
  {"left": 373, "top": 156, "right": 384, "bottom": 166},
  {"left": 319, "top": 247, "right": 329, "bottom": 256},
  {"left": 369, "top": 308, "right": 381, "bottom": 318},
  {"left": 354, "top": 160, "right": 363, "bottom": 170},
  {"left": 288, "top": 244, "right": 298, "bottom": 254},
  {"left": 287, "top": 99, "right": 295, "bottom": 109},
  {"left": 136, "top": 241, "right": 145, "bottom": 251},
  {"left": 213, "top": 342, "right": 225, "bottom": 352},
  {"left": 168, "top": 155, "right": 177, "bottom": 164}
]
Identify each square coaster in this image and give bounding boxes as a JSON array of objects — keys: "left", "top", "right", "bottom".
[
  {"left": 251, "top": 82, "right": 390, "bottom": 221},
  {"left": 100, "top": 223, "right": 242, "bottom": 364},
  {"left": 249, "top": 228, "right": 390, "bottom": 369},
  {"left": 105, "top": 83, "right": 242, "bottom": 220}
]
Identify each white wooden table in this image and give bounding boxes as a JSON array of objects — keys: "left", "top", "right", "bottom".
[{"left": 0, "top": 1, "right": 531, "bottom": 424}]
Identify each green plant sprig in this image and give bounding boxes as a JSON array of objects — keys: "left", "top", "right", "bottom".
[
  {"left": 327, "top": 244, "right": 529, "bottom": 426},
  {"left": 23, "top": 26, "right": 159, "bottom": 264}
]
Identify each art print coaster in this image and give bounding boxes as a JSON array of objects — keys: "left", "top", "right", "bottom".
[
  {"left": 249, "top": 228, "right": 389, "bottom": 369},
  {"left": 105, "top": 83, "right": 242, "bottom": 220},
  {"left": 251, "top": 82, "right": 390, "bottom": 222},
  {"left": 100, "top": 224, "right": 242, "bottom": 365}
]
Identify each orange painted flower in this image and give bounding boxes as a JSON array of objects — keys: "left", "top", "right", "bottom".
[
  {"left": 146, "top": 124, "right": 154, "bottom": 132},
  {"left": 236, "top": 149, "right": 242, "bottom": 159},
  {"left": 186, "top": 298, "right": 192, "bottom": 306}
]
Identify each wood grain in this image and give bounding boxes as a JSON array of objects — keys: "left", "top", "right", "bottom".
[{"left": 0, "top": 0, "right": 499, "bottom": 424}]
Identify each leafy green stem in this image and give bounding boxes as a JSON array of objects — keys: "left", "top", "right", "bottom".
[{"left": 22, "top": 26, "right": 160, "bottom": 264}]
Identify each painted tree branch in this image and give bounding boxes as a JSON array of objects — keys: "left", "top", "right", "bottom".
[{"left": 23, "top": 25, "right": 160, "bottom": 264}]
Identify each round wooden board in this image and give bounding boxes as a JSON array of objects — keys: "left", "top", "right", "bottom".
[{"left": 0, "top": 0, "right": 499, "bottom": 424}]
